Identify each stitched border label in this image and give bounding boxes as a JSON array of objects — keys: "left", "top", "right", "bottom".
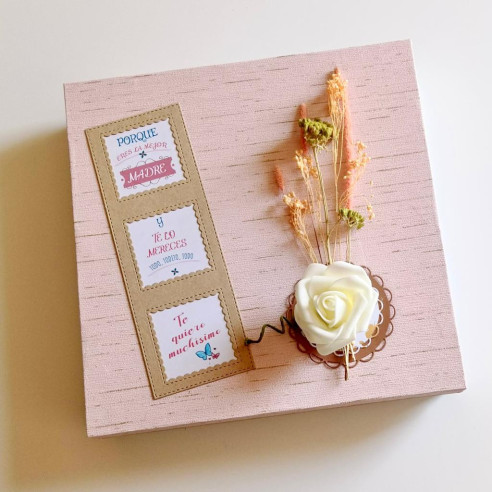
[
  {"left": 149, "top": 292, "right": 237, "bottom": 381},
  {"left": 85, "top": 104, "right": 254, "bottom": 399},
  {"left": 125, "top": 202, "right": 212, "bottom": 288},
  {"left": 104, "top": 117, "right": 187, "bottom": 199}
]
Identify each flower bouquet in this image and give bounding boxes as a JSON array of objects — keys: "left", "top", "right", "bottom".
[{"left": 246, "top": 69, "right": 395, "bottom": 380}]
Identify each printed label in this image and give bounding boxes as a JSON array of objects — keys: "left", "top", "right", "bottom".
[
  {"left": 126, "top": 205, "right": 210, "bottom": 287},
  {"left": 151, "top": 294, "right": 237, "bottom": 380},
  {"left": 104, "top": 119, "right": 185, "bottom": 198}
]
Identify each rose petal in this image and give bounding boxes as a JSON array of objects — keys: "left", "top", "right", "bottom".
[
  {"left": 322, "top": 261, "right": 372, "bottom": 287},
  {"left": 307, "top": 275, "right": 338, "bottom": 297},
  {"left": 314, "top": 291, "right": 350, "bottom": 327},
  {"left": 316, "top": 335, "right": 354, "bottom": 355},
  {"left": 293, "top": 261, "right": 379, "bottom": 356},
  {"left": 302, "top": 263, "right": 328, "bottom": 278},
  {"left": 294, "top": 278, "right": 323, "bottom": 327}
]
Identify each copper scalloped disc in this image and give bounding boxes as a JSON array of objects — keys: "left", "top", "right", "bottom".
[{"left": 288, "top": 266, "right": 395, "bottom": 371}]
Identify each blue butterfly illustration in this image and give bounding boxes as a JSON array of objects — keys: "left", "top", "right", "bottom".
[{"left": 196, "top": 343, "right": 220, "bottom": 361}]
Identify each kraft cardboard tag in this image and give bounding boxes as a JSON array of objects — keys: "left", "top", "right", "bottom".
[{"left": 85, "top": 104, "right": 254, "bottom": 398}]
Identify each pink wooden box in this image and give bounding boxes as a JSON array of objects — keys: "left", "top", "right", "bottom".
[{"left": 64, "top": 40, "right": 465, "bottom": 437}]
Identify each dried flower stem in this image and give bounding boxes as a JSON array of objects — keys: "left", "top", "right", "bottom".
[
  {"left": 326, "top": 68, "right": 350, "bottom": 260},
  {"left": 342, "top": 341, "right": 356, "bottom": 380},
  {"left": 340, "top": 141, "right": 370, "bottom": 210},
  {"left": 296, "top": 103, "right": 324, "bottom": 263},
  {"left": 281, "top": 72, "right": 372, "bottom": 269},
  {"left": 299, "top": 103, "right": 308, "bottom": 155},
  {"left": 312, "top": 148, "right": 333, "bottom": 264},
  {"left": 327, "top": 69, "right": 374, "bottom": 362},
  {"left": 296, "top": 151, "right": 323, "bottom": 263},
  {"left": 347, "top": 227, "right": 352, "bottom": 262},
  {"left": 341, "top": 96, "right": 355, "bottom": 209},
  {"left": 327, "top": 68, "right": 347, "bottom": 213},
  {"left": 310, "top": 208, "right": 323, "bottom": 263},
  {"left": 283, "top": 192, "right": 317, "bottom": 263}
]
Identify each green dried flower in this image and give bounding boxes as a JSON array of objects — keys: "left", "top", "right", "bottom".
[
  {"left": 299, "top": 118, "right": 333, "bottom": 150},
  {"left": 339, "top": 208, "right": 365, "bottom": 230}
]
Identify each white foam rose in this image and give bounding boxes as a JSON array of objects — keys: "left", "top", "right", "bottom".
[{"left": 294, "top": 261, "right": 378, "bottom": 355}]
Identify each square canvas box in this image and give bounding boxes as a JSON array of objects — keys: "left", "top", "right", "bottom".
[{"left": 64, "top": 40, "right": 465, "bottom": 437}]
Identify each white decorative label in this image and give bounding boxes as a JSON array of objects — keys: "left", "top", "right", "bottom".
[
  {"left": 104, "top": 119, "right": 185, "bottom": 198},
  {"left": 126, "top": 205, "right": 210, "bottom": 287},
  {"left": 151, "top": 294, "right": 237, "bottom": 380}
]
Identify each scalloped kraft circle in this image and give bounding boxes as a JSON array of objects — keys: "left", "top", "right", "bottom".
[{"left": 289, "top": 266, "right": 395, "bottom": 374}]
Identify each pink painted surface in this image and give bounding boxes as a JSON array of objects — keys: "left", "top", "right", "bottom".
[{"left": 64, "top": 40, "right": 465, "bottom": 437}]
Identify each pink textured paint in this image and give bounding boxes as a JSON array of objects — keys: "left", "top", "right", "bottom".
[{"left": 64, "top": 41, "right": 465, "bottom": 437}]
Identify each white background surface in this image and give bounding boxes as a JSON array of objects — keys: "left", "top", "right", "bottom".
[{"left": 0, "top": 1, "right": 491, "bottom": 491}]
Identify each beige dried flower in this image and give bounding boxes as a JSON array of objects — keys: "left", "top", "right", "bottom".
[
  {"left": 341, "top": 140, "right": 371, "bottom": 208},
  {"left": 327, "top": 68, "right": 348, "bottom": 111},
  {"left": 295, "top": 152, "right": 317, "bottom": 180},
  {"left": 283, "top": 192, "right": 317, "bottom": 262}
]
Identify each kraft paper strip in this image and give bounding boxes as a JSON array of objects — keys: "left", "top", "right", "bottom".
[{"left": 85, "top": 104, "right": 254, "bottom": 398}]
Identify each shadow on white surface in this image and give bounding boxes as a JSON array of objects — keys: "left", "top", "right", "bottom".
[{"left": 0, "top": 131, "right": 431, "bottom": 491}]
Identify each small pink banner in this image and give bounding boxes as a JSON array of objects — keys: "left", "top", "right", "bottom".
[{"left": 120, "top": 158, "right": 175, "bottom": 188}]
